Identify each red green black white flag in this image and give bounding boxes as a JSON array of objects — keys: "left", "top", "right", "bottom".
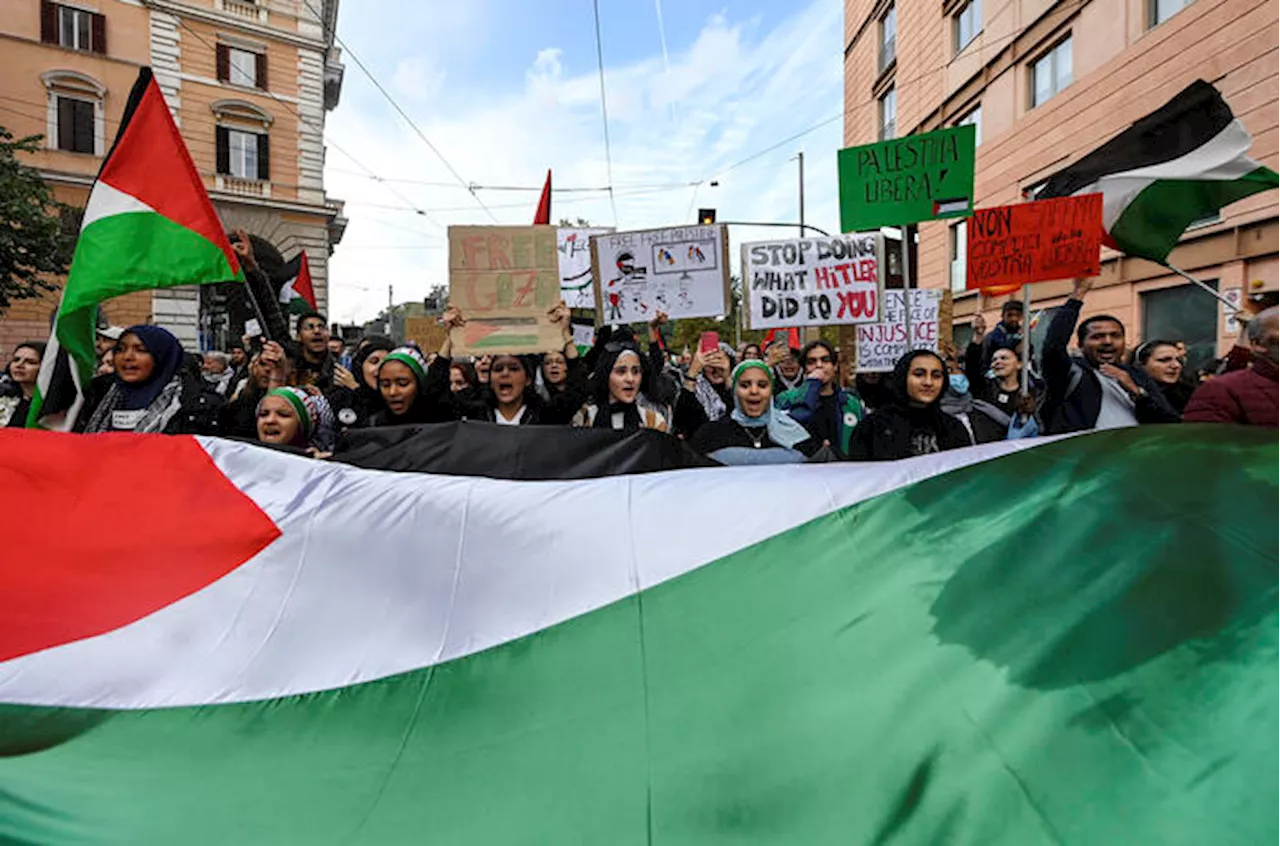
[
  {"left": 1037, "top": 79, "right": 1278, "bottom": 263},
  {"left": 27, "top": 67, "right": 241, "bottom": 430}
]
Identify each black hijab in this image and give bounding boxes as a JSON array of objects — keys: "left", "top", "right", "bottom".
[
  {"left": 350, "top": 336, "right": 394, "bottom": 418},
  {"left": 588, "top": 343, "right": 652, "bottom": 430}
]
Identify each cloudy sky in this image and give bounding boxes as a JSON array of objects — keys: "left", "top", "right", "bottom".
[{"left": 324, "top": 0, "right": 845, "bottom": 325}]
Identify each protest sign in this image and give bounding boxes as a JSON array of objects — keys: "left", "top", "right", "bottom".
[
  {"left": 966, "top": 194, "right": 1103, "bottom": 290},
  {"left": 447, "top": 225, "right": 563, "bottom": 356},
  {"left": 854, "top": 289, "right": 945, "bottom": 373},
  {"left": 558, "top": 227, "right": 613, "bottom": 310},
  {"left": 742, "top": 233, "right": 884, "bottom": 330},
  {"left": 838, "top": 124, "right": 975, "bottom": 231},
  {"left": 591, "top": 225, "right": 729, "bottom": 323},
  {"left": 403, "top": 316, "right": 446, "bottom": 353},
  {"left": 570, "top": 320, "right": 595, "bottom": 350}
]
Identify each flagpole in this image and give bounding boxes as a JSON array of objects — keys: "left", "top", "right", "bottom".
[
  {"left": 1020, "top": 282, "right": 1031, "bottom": 397},
  {"left": 1161, "top": 261, "right": 1242, "bottom": 314}
]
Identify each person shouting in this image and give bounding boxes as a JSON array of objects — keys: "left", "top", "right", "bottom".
[
  {"left": 80, "top": 325, "right": 223, "bottom": 434},
  {"left": 1040, "top": 276, "right": 1179, "bottom": 433},
  {"left": 691, "top": 358, "right": 819, "bottom": 465},
  {"left": 849, "top": 350, "right": 972, "bottom": 461},
  {"left": 256, "top": 385, "right": 336, "bottom": 455}
]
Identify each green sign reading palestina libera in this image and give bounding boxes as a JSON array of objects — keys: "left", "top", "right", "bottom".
[{"left": 837, "top": 123, "right": 976, "bottom": 231}]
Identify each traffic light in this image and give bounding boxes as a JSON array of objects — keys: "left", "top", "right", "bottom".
[{"left": 698, "top": 208, "right": 716, "bottom": 225}]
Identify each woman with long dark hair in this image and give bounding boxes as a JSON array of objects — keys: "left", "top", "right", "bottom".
[
  {"left": 849, "top": 350, "right": 972, "bottom": 461},
  {"left": 1, "top": 341, "right": 45, "bottom": 428}
]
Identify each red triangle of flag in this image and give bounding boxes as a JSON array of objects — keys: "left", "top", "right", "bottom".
[
  {"left": 98, "top": 69, "right": 239, "bottom": 276},
  {"left": 293, "top": 251, "right": 317, "bottom": 310},
  {"left": 533, "top": 169, "right": 551, "bottom": 225}
]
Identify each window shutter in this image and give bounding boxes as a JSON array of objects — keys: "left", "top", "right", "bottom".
[
  {"left": 256, "top": 132, "right": 270, "bottom": 181},
  {"left": 91, "top": 12, "right": 106, "bottom": 54},
  {"left": 216, "top": 44, "right": 229, "bottom": 82},
  {"left": 255, "top": 51, "right": 268, "bottom": 90},
  {"left": 57, "top": 97, "right": 75, "bottom": 151},
  {"left": 72, "top": 100, "right": 94, "bottom": 153},
  {"left": 216, "top": 126, "right": 230, "bottom": 175},
  {"left": 41, "top": 1, "right": 58, "bottom": 43}
]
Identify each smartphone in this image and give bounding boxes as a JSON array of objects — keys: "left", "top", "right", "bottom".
[{"left": 699, "top": 331, "right": 719, "bottom": 355}]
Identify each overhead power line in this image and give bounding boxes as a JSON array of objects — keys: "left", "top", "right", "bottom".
[
  {"left": 296, "top": 0, "right": 499, "bottom": 223},
  {"left": 591, "top": 0, "right": 619, "bottom": 227}
]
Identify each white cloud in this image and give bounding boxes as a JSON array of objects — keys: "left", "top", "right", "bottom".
[{"left": 323, "top": 0, "right": 845, "bottom": 326}]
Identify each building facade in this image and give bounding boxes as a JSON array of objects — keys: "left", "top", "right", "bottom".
[
  {"left": 0, "top": 0, "right": 345, "bottom": 354},
  {"left": 844, "top": 0, "right": 1277, "bottom": 369}
]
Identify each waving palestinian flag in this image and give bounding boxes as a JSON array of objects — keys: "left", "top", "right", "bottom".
[
  {"left": 28, "top": 68, "right": 240, "bottom": 430},
  {"left": 278, "top": 249, "right": 318, "bottom": 314},
  {"left": 0, "top": 425, "right": 1275, "bottom": 844},
  {"left": 1038, "top": 79, "right": 1278, "bottom": 262}
]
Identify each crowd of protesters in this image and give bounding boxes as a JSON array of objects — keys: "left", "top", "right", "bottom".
[{"left": 3, "top": 268, "right": 1277, "bottom": 461}]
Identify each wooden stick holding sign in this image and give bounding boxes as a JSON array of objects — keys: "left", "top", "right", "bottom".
[{"left": 447, "top": 225, "right": 564, "bottom": 356}]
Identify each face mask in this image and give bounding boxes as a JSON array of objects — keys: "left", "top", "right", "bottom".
[{"left": 948, "top": 373, "right": 970, "bottom": 395}]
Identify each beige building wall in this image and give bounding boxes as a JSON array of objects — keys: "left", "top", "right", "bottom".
[
  {"left": 0, "top": 0, "right": 344, "bottom": 356},
  {"left": 844, "top": 0, "right": 1278, "bottom": 363}
]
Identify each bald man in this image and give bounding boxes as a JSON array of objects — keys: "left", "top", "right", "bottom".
[{"left": 1184, "top": 306, "right": 1278, "bottom": 427}]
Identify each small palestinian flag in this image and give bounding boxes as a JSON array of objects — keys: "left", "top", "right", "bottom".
[
  {"left": 27, "top": 68, "right": 240, "bottom": 430},
  {"left": 1038, "top": 79, "right": 1278, "bottom": 263},
  {"left": 0, "top": 425, "right": 1275, "bottom": 843},
  {"left": 278, "top": 250, "right": 318, "bottom": 314}
]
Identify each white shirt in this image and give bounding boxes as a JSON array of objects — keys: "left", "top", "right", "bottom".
[
  {"left": 1094, "top": 372, "right": 1138, "bottom": 430},
  {"left": 494, "top": 406, "right": 527, "bottom": 426}
]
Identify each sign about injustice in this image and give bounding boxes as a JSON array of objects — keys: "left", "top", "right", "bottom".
[
  {"left": 966, "top": 193, "right": 1104, "bottom": 290},
  {"left": 837, "top": 124, "right": 976, "bottom": 231}
]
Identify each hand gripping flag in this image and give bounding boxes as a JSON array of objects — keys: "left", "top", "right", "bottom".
[{"left": 28, "top": 67, "right": 241, "bottom": 430}]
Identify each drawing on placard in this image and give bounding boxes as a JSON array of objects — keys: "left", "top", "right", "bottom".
[{"left": 592, "top": 225, "right": 728, "bottom": 323}]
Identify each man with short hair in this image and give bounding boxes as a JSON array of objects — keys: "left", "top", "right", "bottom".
[
  {"left": 1041, "top": 276, "right": 1180, "bottom": 434},
  {"left": 294, "top": 311, "right": 335, "bottom": 390},
  {"left": 775, "top": 340, "right": 865, "bottom": 459},
  {"left": 1183, "top": 306, "right": 1278, "bottom": 427},
  {"left": 201, "top": 351, "right": 236, "bottom": 397},
  {"left": 981, "top": 299, "right": 1024, "bottom": 368}
]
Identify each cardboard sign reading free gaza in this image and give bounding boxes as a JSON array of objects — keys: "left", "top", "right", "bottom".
[
  {"left": 838, "top": 124, "right": 976, "bottom": 231},
  {"left": 966, "top": 194, "right": 1104, "bottom": 290},
  {"left": 743, "top": 233, "right": 884, "bottom": 330},
  {"left": 448, "top": 226, "right": 564, "bottom": 355}
]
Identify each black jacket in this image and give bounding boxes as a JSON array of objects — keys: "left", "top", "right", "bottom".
[
  {"left": 1041, "top": 298, "right": 1180, "bottom": 434},
  {"left": 848, "top": 404, "right": 972, "bottom": 461}
]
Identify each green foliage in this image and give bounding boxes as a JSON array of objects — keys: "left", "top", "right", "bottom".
[{"left": 0, "top": 126, "right": 76, "bottom": 314}]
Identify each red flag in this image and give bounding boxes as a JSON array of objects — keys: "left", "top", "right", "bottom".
[{"left": 533, "top": 169, "right": 552, "bottom": 225}]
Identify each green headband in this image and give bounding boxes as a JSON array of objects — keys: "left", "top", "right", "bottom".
[
  {"left": 381, "top": 351, "right": 426, "bottom": 384},
  {"left": 263, "top": 387, "right": 313, "bottom": 439},
  {"left": 731, "top": 358, "right": 771, "bottom": 384}
]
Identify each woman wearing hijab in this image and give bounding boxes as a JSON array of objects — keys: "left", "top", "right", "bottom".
[
  {"left": 256, "top": 385, "right": 336, "bottom": 455},
  {"left": 572, "top": 339, "right": 672, "bottom": 432},
  {"left": 682, "top": 345, "right": 733, "bottom": 423},
  {"left": 329, "top": 335, "right": 393, "bottom": 429},
  {"left": 1, "top": 341, "right": 45, "bottom": 427},
  {"left": 691, "top": 359, "right": 819, "bottom": 465},
  {"left": 80, "top": 325, "right": 223, "bottom": 434},
  {"left": 1132, "top": 339, "right": 1195, "bottom": 413},
  {"left": 849, "top": 350, "right": 972, "bottom": 461},
  {"left": 368, "top": 344, "right": 450, "bottom": 427}
]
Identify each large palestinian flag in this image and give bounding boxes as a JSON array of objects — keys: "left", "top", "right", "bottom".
[
  {"left": 28, "top": 68, "right": 240, "bottom": 430},
  {"left": 0, "top": 426, "right": 1275, "bottom": 844},
  {"left": 1038, "top": 79, "right": 1278, "bottom": 262}
]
